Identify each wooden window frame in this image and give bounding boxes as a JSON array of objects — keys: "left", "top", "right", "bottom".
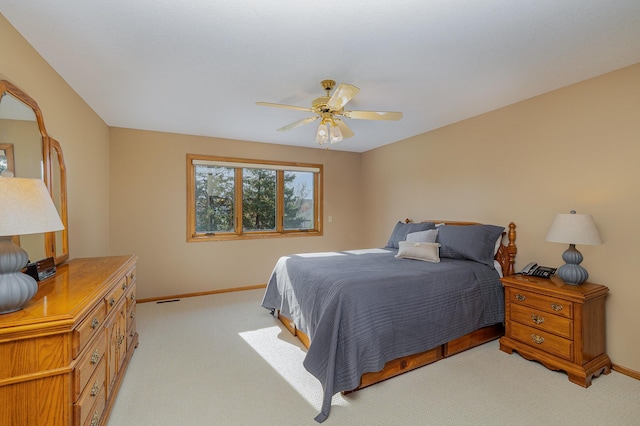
[{"left": 187, "top": 154, "right": 323, "bottom": 242}]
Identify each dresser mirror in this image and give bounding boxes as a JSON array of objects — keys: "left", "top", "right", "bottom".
[{"left": 0, "top": 80, "right": 69, "bottom": 265}]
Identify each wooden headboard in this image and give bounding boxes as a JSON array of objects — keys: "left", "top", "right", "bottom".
[{"left": 405, "top": 219, "right": 517, "bottom": 276}]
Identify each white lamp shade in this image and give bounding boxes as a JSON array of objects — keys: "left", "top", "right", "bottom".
[
  {"left": 0, "top": 177, "right": 64, "bottom": 236},
  {"left": 546, "top": 212, "right": 602, "bottom": 246}
]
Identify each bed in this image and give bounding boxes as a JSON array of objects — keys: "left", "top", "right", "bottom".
[{"left": 261, "top": 220, "right": 517, "bottom": 422}]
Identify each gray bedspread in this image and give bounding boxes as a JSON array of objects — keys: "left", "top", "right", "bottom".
[{"left": 261, "top": 248, "right": 504, "bottom": 422}]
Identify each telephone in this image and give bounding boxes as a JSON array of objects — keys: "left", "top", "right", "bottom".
[{"left": 518, "top": 262, "right": 556, "bottom": 279}]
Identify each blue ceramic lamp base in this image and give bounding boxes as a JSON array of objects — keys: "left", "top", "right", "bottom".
[
  {"left": 557, "top": 243, "right": 588, "bottom": 285},
  {"left": 0, "top": 236, "right": 38, "bottom": 314}
]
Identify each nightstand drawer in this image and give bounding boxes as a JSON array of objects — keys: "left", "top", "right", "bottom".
[
  {"left": 510, "top": 303, "right": 573, "bottom": 339},
  {"left": 511, "top": 322, "right": 573, "bottom": 361},
  {"left": 510, "top": 289, "right": 573, "bottom": 319}
]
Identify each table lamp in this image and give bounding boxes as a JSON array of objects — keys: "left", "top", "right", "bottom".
[
  {"left": 546, "top": 210, "right": 602, "bottom": 285},
  {"left": 0, "top": 176, "right": 64, "bottom": 313}
]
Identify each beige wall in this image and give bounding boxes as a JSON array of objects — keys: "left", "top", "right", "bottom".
[
  {"left": 0, "top": 14, "right": 111, "bottom": 258},
  {"left": 361, "top": 63, "right": 640, "bottom": 372},
  {"left": 108, "top": 128, "right": 363, "bottom": 299}
]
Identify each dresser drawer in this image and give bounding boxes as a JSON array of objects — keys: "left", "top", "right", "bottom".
[
  {"left": 82, "top": 384, "right": 106, "bottom": 426},
  {"left": 127, "top": 314, "right": 137, "bottom": 349},
  {"left": 509, "top": 289, "right": 572, "bottom": 319},
  {"left": 510, "top": 303, "right": 573, "bottom": 340},
  {"left": 105, "top": 275, "right": 129, "bottom": 314},
  {"left": 126, "top": 283, "right": 136, "bottom": 313},
  {"left": 74, "top": 358, "right": 106, "bottom": 426},
  {"left": 126, "top": 266, "right": 136, "bottom": 286},
  {"left": 73, "top": 303, "right": 107, "bottom": 359},
  {"left": 73, "top": 331, "right": 107, "bottom": 401},
  {"left": 511, "top": 322, "right": 573, "bottom": 361}
]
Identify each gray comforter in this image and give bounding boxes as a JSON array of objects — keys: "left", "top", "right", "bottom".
[{"left": 261, "top": 248, "right": 504, "bottom": 422}]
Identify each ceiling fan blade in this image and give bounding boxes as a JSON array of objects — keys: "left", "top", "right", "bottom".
[
  {"left": 342, "top": 110, "right": 403, "bottom": 121},
  {"left": 334, "top": 118, "right": 355, "bottom": 139},
  {"left": 327, "top": 83, "right": 360, "bottom": 110},
  {"left": 277, "top": 115, "right": 319, "bottom": 132},
  {"left": 256, "top": 102, "right": 313, "bottom": 113}
]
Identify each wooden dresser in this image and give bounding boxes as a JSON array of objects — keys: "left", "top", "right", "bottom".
[
  {"left": 0, "top": 256, "right": 138, "bottom": 426},
  {"left": 499, "top": 274, "right": 611, "bottom": 387}
]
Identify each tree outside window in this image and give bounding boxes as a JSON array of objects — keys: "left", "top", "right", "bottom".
[{"left": 187, "top": 155, "right": 322, "bottom": 241}]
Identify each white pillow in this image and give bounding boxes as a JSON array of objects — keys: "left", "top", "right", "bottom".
[
  {"left": 396, "top": 241, "right": 441, "bottom": 263},
  {"left": 405, "top": 229, "right": 438, "bottom": 243}
]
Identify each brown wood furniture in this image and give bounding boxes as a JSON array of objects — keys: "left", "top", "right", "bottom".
[
  {"left": 499, "top": 274, "right": 611, "bottom": 386},
  {"left": 0, "top": 256, "right": 138, "bottom": 426},
  {"left": 278, "top": 221, "right": 517, "bottom": 392}
]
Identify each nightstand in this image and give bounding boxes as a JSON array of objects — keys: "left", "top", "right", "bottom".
[{"left": 499, "top": 274, "right": 611, "bottom": 387}]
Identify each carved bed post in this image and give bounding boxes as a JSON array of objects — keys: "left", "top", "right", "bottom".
[{"left": 506, "top": 222, "right": 517, "bottom": 276}]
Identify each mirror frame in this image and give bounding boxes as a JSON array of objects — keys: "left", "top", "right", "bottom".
[{"left": 0, "top": 80, "right": 69, "bottom": 265}]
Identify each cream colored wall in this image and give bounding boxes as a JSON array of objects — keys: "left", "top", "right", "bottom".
[
  {"left": 108, "top": 128, "right": 363, "bottom": 299},
  {"left": 0, "top": 14, "right": 111, "bottom": 258},
  {"left": 361, "top": 63, "right": 640, "bottom": 372}
]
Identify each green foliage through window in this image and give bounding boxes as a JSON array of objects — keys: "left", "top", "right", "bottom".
[
  {"left": 188, "top": 155, "right": 322, "bottom": 241},
  {"left": 194, "top": 165, "right": 234, "bottom": 233}
]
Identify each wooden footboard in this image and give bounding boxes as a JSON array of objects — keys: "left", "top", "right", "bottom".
[{"left": 276, "top": 313, "right": 504, "bottom": 392}]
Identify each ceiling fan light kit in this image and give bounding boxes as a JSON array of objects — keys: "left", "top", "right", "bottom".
[{"left": 257, "top": 79, "right": 402, "bottom": 146}]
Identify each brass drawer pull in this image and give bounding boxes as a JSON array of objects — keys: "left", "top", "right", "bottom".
[
  {"left": 531, "top": 334, "right": 545, "bottom": 344},
  {"left": 109, "top": 298, "right": 116, "bottom": 307},
  {"left": 531, "top": 314, "right": 545, "bottom": 325},
  {"left": 122, "top": 282, "right": 128, "bottom": 291},
  {"left": 551, "top": 303, "right": 563, "bottom": 312},
  {"left": 130, "top": 312, "right": 136, "bottom": 319},
  {"left": 90, "top": 381, "right": 100, "bottom": 397},
  {"left": 130, "top": 294, "right": 136, "bottom": 302},
  {"left": 515, "top": 294, "right": 526, "bottom": 302},
  {"left": 91, "top": 410, "right": 100, "bottom": 426},
  {"left": 90, "top": 349, "right": 100, "bottom": 365},
  {"left": 91, "top": 318, "right": 99, "bottom": 329}
]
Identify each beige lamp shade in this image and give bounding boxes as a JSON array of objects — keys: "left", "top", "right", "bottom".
[
  {"left": 0, "top": 177, "right": 64, "bottom": 236},
  {"left": 546, "top": 212, "right": 602, "bottom": 246},
  {"left": 546, "top": 210, "right": 601, "bottom": 285}
]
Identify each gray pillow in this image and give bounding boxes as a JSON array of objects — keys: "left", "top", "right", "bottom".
[
  {"left": 437, "top": 224, "right": 505, "bottom": 267},
  {"left": 406, "top": 229, "right": 438, "bottom": 243},
  {"left": 385, "top": 221, "right": 436, "bottom": 249}
]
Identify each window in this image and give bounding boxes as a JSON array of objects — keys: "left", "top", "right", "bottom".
[{"left": 187, "top": 154, "right": 322, "bottom": 241}]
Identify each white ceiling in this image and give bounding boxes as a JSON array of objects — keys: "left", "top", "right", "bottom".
[{"left": 1, "top": 1, "right": 639, "bottom": 153}]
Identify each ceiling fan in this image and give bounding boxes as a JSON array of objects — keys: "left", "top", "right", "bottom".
[{"left": 256, "top": 79, "right": 403, "bottom": 145}]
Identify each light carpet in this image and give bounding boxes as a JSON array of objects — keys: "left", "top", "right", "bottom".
[{"left": 108, "top": 289, "right": 640, "bottom": 425}]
